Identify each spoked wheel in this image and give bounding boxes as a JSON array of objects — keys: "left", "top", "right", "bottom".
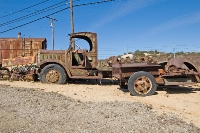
[
  {"left": 128, "top": 71, "right": 157, "bottom": 96},
  {"left": 39, "top": 64, "right": 67, "bottom": 84},
  {"left": 46, "top": 69, "right": 61, "bottom": 83}
]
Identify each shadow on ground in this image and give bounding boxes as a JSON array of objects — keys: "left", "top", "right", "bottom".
[
  {"left": 7, "top": 79, "right": 200, "bottom": 95},
  {"left": 67, "top": 79, "right": 119, "bottom": 85},
  {"left": 67, "top": 79, "right": 200, "bottom": 95},
  {"left": 157, "top": 85, "right": 200, "bottom": 94}
]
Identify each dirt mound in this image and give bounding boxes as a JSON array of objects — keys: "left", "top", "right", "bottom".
[{"left": 0, "top": 84, "right": 199, "bottom": 132}]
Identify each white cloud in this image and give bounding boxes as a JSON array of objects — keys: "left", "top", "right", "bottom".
[
  {"left": 94, "top": 0, "right": 165, "bottom": 29},
  {"left": 149, "top": 11, "right": 200, "bottom": 35}
]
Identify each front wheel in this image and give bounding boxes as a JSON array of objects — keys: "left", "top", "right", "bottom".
[
  {"left": 128, "top": 71, "right": 157, "bottom": 96},
  {"left": 39, "top": 64, "right": 67, "bottom": 84}
]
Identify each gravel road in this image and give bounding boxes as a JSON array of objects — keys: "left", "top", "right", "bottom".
[{"left": 0, "top": 83, "right": 200, "bottom": 133}]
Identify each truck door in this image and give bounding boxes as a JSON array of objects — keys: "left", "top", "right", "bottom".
[{"left": 70, "top": 32, "right": 98, "bottom": 69}]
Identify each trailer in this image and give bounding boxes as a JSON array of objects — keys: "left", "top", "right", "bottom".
[{"left": 37, "top": 32, "right": 200, "bottom": 96}]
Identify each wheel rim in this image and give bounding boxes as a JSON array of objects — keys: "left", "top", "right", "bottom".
[
  {"left": 46, "top": 69, "right": 60, "bottom": 83},
  {"left": 134, "top": 76, "right": 152, "bottom": 95}
]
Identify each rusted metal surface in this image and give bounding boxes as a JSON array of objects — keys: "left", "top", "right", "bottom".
[
  {"left": 10, "top": 64, "right": 38, "bottom": 81},
  {"left": 2, "top": 56, "right": 36, "bottom": 67},
  {"left": 45, "top": 69, "right": 61, "bottom": 83},
  {"left": 110, "top": 56, "right": 160, "bottom": 80},
  {"left": 185, "top": 56, "right": 200, "bottom": 72},
  {"left": 156, "top": 57, "right": 200, "bottom": 84},
  {"left": 38, "top": 32, "right": 101, "bottom": 79},
  {"left": 155, "top": 76, "right": 165, "bottom": 85},
  {"left": 97, "top": 56, "right": 118, "bottom": 69},
  {"left": 0, "top": 38, "right": 46, "bottom": 63},
  {"left": 161, "top": 58, "right": 200, "bottom": 83},
  {"left": 117, "top": 56, "right": 156, "bottom": 64},
  {"left": 112, "top": 56, "right": 200, "bottom": 86},
  {"left": 112, "top": 63, "right": 161, "bottom": 80},
  {"left": 166, "top": 57, "right": 199, "bottom": 72},
  {"left": 70, "top": 32, "right": 98, "bottom": 68},
  {"left": 38, "top": 50, "right": 66, "bottom": 64},
  {"left": 115, "top": 63, "right": 160, "bottom": 68},
  {"left": 0, "top": 37, "right": 46, "bottom": 80},
  {"left": 97, "top": 56, "right": 117, "bottom": 78},
  {"left": 134, "top": 76, "right": 152, "bottom": 95},
  {"left": 157, "top": 56, "right": 200, "bottom": 73},
  {"left": 1, "top": 31, "right": 199, "bottom": 93},
  {"left": 35, "top": 31, "right": 200, "bottom": 88}
]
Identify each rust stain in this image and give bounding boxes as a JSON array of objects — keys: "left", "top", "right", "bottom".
[
  {"left": 0, "top": 38, "right": 46, "bottom": 64},
  {"left": 0, "top": 37, "right": 46, "bottom": 81}
]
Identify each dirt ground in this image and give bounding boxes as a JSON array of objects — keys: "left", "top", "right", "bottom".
[{"left": 1, "top": 79, "right": 200, "bottom": 129}]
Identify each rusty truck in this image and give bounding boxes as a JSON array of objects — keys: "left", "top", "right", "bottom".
[
  {"left": 0, "top": 32, "right": 199, "bottom": 96},
  {"left": 36, "top": 32, "right": 200, "bottom": 96}
]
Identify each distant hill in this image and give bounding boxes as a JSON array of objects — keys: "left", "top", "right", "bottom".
[{"left": 117, "top": 50, "right": 200, "bottom": 71}]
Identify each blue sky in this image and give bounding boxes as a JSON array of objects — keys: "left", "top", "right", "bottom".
[{"left": 0, "top": 0, "right": 200, "bottom": 59}]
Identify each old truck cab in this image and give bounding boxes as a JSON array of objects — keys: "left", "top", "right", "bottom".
[{"left": 37, "top": 32, "right": 103, "bottom": 84}]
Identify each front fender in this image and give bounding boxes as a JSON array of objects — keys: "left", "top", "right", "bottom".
[
  {"left": 37, "top": 59, "right": 72, "bottom": 78},
  {"left": 37, "top": 59, "right": 66, "bottom": 68}
]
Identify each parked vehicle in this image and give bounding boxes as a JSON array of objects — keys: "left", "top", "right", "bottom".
[
  {"left": 0, "top": 32, "right": 199, "bottom": 96},
  {"left": 37, "top": 32, "right": 200, "bottom": 96}
]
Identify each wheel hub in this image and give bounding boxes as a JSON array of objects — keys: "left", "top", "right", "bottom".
[
  {"left": 134, "top": 76, "right": 152, "bottom": 94},
  {"left": 46, "top": 69, "right": 60, "bottom": 83}
]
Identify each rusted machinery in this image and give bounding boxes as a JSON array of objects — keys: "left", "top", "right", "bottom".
[
  {"left": 36, "top": 32, "right": 200, "bottom": 96},
  {"left": 0, "top": 35, "right": 47, "bottom": 81},
  {"left": 0, "top": 32, "right": 199, "bottom": 96}
]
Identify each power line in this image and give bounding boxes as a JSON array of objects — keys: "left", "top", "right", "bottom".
[
  {"left": 0, "top": 0, "right": 68, "bottom": 27},
  {"left": 0, "top": 0, "right": 119, "bottom": 34},
  {"left": 0, "top": 0, "right": 50, "bottom": 19},
  {"left": 55, "top": 0, "right": 127, "bottom": 19}
]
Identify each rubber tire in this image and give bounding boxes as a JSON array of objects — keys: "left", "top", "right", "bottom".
[
  {"left": 128, "top": 71, "right": 157, "bottom": 96},
  {"left": 39, "top": 64, "right": 66, "bottom": 84}
]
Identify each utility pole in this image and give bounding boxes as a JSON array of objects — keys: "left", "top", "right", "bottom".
[
  {"left": 173, "top": 43, "right": 175, "bottom": 58},
  {"left": 127, "top": 45, "right": 128, "bottom": 54},
  {"left": 70, "top": 0, "right": 75, "bottom": 49},
  {"left": 47, "top": 16, "right": 57, "bottom": 50}
]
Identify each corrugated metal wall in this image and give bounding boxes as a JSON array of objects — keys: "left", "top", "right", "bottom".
[{"left": 0, "top": 38, "right": 46, "bottom": 64}]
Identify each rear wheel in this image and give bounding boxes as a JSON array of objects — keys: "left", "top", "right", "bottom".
[
  {"left": 39, "top": 64, "right": 67, "bottom": 84},
  {"left": 128, "top": 71, "right": 157, "bottom": 96}
]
